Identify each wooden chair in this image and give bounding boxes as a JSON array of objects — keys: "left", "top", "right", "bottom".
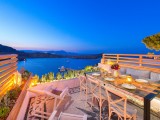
[
  {"left": 79, "top": 75, "right": 89, "bottom": 107},
  {"left": 58, "top": 112, "right": 87, "bottom": 120},
  {"left": 86, "top": 74, "right": 106, "bottom": 120},
  {"left": 48, "top": 110, "right": 57, "bottom": 120},
  {"left": 27, "top": 87, "right": 69, "bottom": 119},
  {"left": 104, "top": 86, "right": 137, "bottom": 120}
]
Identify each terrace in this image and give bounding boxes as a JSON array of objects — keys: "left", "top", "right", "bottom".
[{"left": 0, "top": 54, "right": 160, "bottom": 120}]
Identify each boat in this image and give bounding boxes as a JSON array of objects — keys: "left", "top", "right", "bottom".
[{"left": 58, "top": 66, "right": 66, "bottom": 72}]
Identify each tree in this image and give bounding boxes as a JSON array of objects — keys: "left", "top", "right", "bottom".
[{"left": 142, "top": 33, "right": 160, "bottom": 51}]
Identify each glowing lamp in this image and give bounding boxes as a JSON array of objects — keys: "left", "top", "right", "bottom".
[
  {"left": 30, "top": 75, "right": 38, "bottom": 87},
  {"left": 106, "top": 59, "right": 114, "bottom": 65},
  {"left": 101, "top": 59, "right": 105, "bottom": 64},
  {"left": 126, "top": 76, "right": 133, "bottom": 84},
  {"left": 14, "top": 71, "right": 22, "bottom": 86}
]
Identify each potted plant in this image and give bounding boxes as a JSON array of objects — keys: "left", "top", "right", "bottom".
[{"left": 111, "top": 63, "right": 120, "bottom": 77}]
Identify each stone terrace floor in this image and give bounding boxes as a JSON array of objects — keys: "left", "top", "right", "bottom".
[{"left": 26, "top": 87, "right": 160, "bottom": 120}]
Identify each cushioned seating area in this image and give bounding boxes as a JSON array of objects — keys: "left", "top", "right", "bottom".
[
  {"left": 100, "top": 63, "right": 160, "bottom": 83},
  {"left": 120, "top": 67, "right": 126, "bottom": 75},
  {"left": 150, "top": 72, "right": 160, "bottom": 82},
  {"left": 126, "top": 68, "right": 150, "bottom": 79}
]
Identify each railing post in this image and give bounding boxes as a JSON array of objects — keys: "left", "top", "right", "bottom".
[
  {"left": 101, "top": 54, "right": 105, "bottom": 64},
  {"left": 117, "top": 54, "right": 119, "bottom": 63},
  {"left": 139, "top": 55, "right": 142, "bottom": 66}
]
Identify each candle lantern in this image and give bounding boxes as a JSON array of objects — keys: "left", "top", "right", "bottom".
[
  {"left": 14, "top": 71, "right": 22, "bottom": 86},
  {"left": 126, "top": 75, "right": 133, "bottom": 84},
  {"left": 31, "top": 75, "right": 39, "bottom": 87}
]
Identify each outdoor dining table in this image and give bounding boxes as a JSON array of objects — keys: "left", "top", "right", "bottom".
[{"left": 86, "top": 72, "right": 160, "bottom": 120}]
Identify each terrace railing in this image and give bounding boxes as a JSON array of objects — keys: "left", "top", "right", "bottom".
[
  {"left": 102, "top": 54, "right": 160, "bottom": 73},
  {"left": 0, "top": 54, "right": 18, "bottom": 96}
]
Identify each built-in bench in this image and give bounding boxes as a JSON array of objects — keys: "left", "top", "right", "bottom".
[
  {"left": 120, "top": 67, "right": 160, "bottom": 83},
  {"left": 98, "top": 63, "right": 160, "bottom": 115},
  {"left": 98, "top": 63, "right": 160, "bottom": 83}
]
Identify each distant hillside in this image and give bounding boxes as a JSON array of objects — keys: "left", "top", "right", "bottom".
[
  {"left": 0, "top": 44, "right": 27, "bottom": 60},
  {"left": 0, "top": 44, "right": 18, "bottom": 53},
  {"left": 0, "top": 44, "right": 102, "bottom": 60},
  {"left": 20, "top": 50, "right": 79, "bottom": 56}
]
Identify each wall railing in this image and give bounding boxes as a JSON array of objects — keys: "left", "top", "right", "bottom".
[{"left": 0, "top": 54, "right": 18, "bottom": 97}]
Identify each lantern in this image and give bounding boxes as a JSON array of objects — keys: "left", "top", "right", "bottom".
[
  {"left": 14, "top": 71, "right": 22, "bottom": 86},
  {"left": 126, "top": 75, "right": 133, "bottom": 84}
]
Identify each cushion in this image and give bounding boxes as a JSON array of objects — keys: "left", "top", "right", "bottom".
[
  {"left": 150, "top": 72, "right": 160, "bottom": 82},
  {"left": 120, "top": 67, "right": 126, "bottom": 75},
  {"left": 126, "top": 68, "right": 150, "bottom": 79}
]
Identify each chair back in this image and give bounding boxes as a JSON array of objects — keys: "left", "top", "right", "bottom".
[
  {"left": 104, "top": 86, "right": 127, "bottom": 119},
  {"left": 79, "top": 75, "right": 87, "bottom": 87},
  {"left": 86, "top": 74, "right": 101, "bottom": 96},
  {"left": 60, "top": 87, "right": 69, "bottom": 99}
]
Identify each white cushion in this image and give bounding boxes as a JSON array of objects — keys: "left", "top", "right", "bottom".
[
  {"left": 150, "top": 72, "right": 160, "bottom": 82},
  {"left": 120, "top": 67, "right": 126, "bottom": 74},
  {"left": 126, "top": 68, "right": 150, "bottom": 79}
]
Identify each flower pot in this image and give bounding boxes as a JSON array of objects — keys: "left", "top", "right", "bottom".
[{"left": 113, "top": 70, "right": 119, "bottom": 77}]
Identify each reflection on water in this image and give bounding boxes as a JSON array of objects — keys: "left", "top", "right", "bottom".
[{"left": 18, "top": 58, "right": 100, "bottom": 77}]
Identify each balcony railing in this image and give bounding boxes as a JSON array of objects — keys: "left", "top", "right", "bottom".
[
  {"left": 102, "top": 54, "right": 160, "bottom": 73},
  {"left": 0, "top": 54, "right": 18, "bottom": 96}
]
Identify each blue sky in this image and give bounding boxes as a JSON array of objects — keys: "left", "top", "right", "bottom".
[{"left": 0, "top": 0, "right": 160, "bottom": 54}]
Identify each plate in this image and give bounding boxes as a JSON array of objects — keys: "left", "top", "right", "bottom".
[
  {"left": 122, "top": 83, "right": 136, "bottom": 90},
  {"left": 92, "top": 73, "right": 100, "bottom": 76},
  {"left": 104, "top": 77, "right": 115, "bottom": 81},
  {"left": 135, "top": 79, "right": 148, "bottom": 83}
]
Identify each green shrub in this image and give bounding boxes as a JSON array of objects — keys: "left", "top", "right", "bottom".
[
  {"left": 64, "top": 72, "right": 69, "bottom": 79},
  {"left": 0, "top": 106, "right": 10, "bottom": 119},
  {"left": 42, "top": 75, "right": 46, "bottom": 82},
  {"left": 22, "top": 70, "right": 31, "bottom": 80},
  {"left": 84, "top": 66, "right": 93, "bottom": 72},
  {"left": 67, "top": 70, "right": 74, "bottom": 78},
  {"left": 38, "top": 65, "right": 99, "bottom": 83},
  {"left": 48, "top": 72, "right": 54, "bottom": 81},
  {"left": 8, "top": 90, "right": 18, "bottom": 100},
  {"left": 56, "top": 72, "right": 62, "bottom": 80}
]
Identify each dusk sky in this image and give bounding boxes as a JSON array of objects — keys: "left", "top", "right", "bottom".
[{"left": 0, "top": 0, "right": 160, "bottom": 54}]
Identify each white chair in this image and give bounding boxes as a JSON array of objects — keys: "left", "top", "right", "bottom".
[
  {"left": 48, "top": 110, "right": 57, "bottom": 120},
  {"left": 104, "top": 86, "right": 137, "bottom": 120},
  {"left": 58, "top": 112, "right": 87, "bottom": 120},
  {"left": 28, "top": 87, "right": 69, "bottom": 119},
  {"left": 86, "top": 74, "right": 106, "bottom": 120}
]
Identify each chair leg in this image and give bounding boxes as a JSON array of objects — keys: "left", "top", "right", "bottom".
[
  {"left": 99, "top": 106, "right": 102, "bottom": 120},
  {"left": 85, "top": 88, "right": 88, "bottom": 107},
  {"left": 108, "top": 111, "right": 112, "bottom": 120},
  {"left": 133, "top": 115, "right": 136, "bottom": 120},
  {"left": 80, "top": 87, "right": 82, "bottom": 100},
  {"left": 91, "top": 95, "right": 94, "bottom": 108}
]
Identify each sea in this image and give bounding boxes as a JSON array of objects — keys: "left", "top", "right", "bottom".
[{"left": 18, "top": 58, "right": 100, "bottom": 77}]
